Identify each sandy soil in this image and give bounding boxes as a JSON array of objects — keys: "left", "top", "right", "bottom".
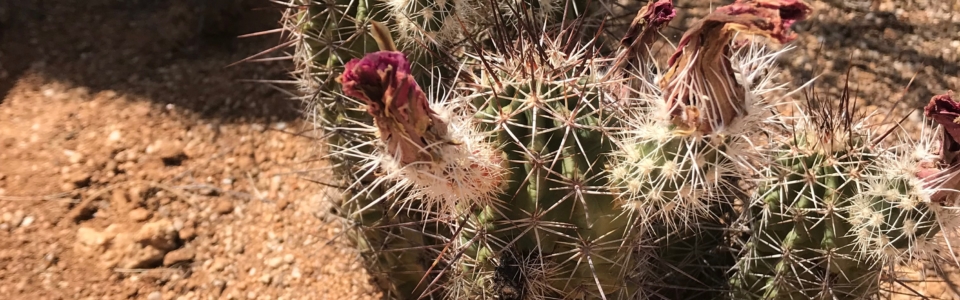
[{"left": 0, "top": 0, "right": 958, "bottom": 299}]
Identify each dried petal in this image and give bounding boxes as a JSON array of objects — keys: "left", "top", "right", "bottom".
[
  {"left": 920, "top": 161, "right": 960, "bottom": 207},
  {"left": 620, "top": 0, "right": 675, "bottom": 50},
  {"left": 659, "top": 0, "right": 811, "bottom": 134},
  {"left": 338, "top": 51, "right": 448, "bottom": 164},
  {"left": 606, "top": 0, "right": 675, "bottom": 78},
  {"left": 925, "top": 92, "right": 960, "bottom": 165},
  {"left": 922, "top": 92, "right": 960, "bottom": 205}
]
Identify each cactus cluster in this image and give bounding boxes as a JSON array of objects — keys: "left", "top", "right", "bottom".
[{"left": 277, "top": 0, "right": 960, "bottom": 298}]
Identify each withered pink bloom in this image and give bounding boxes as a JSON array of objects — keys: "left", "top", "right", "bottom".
[
  {"left": 723, "top": 0, "right": 813, "bottom": 44},
  {"left": 921, "top": 92, "right": 960, "bottom": 205},
  {"left": 338, "top": 51, "right": 448, "bottom": 165},
  {"left": 650, "top": 0, "right": 677, "bottom": 24},
  {"left": 621, "top": 0, "right": 676, "bottom": 46},
  {"left": 659, "top": 0, "right": 812, "bottom": 134},
  {"left": 607, "top": 0, "right": 676, "bottom": 79}
]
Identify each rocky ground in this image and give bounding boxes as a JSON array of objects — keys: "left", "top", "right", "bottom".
[{"left": 0, "top": 0, "right": 958, "bottom": 299}]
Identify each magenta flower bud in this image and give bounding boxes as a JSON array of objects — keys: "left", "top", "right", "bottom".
[{"left": 338, "top": 51, "right": 447, "bottom": 165}]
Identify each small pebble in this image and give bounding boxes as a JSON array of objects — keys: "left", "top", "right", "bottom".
[
  {"left": 265, "top": 256, "right": 283, "bottom": 268},
  {"left": 163, "top": 247, "right": 196, "bottom": 266},
  {"left": 64, "top": 150, "right": 83, "bottom": 164},
  {"left": 214, "top": 200, "right": 234, "bottom": 215},
  {"left": 172, "top": 219, "right": 185, "bottom": 231},
  {"left": 129, "top": 208, "right": 151, "bottom": 222},
  {"left": 210, "top": 259, "right": 227, "bottom": 272},
  {"left": 19, "top": 216, "right": 34, "bottom": 227},
  {"left": 283, "top": 254, "right": 295, "bottom": 264},
  {"left": 147, "top": 291, "right": 162, "bottom": 300},
  {"left": 108, "top": 130, "right": 122, "bottom": 142},
  {"left": 179, "top": 227, "right": 197, "bottom": 241}
]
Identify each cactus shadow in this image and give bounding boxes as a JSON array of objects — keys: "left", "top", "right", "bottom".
[{"left": 0, "top": 0, "right": 298, "bottom": 123}]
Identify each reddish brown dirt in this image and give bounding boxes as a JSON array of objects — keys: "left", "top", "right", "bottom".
[
  {"left": 0, "top": 1, "right": 380, "bottom": 299},
  {"left": 0, "top": 0, "right": 958, "bottom": 299}
]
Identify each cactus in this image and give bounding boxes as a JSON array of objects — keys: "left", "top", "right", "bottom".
[
  {"left": 275, "top": 0, "right": 960, "bottom": 298},
  {"left": 728, "top": 87, "right": 960, "bottom": 299}
]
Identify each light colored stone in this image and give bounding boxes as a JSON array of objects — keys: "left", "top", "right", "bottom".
[
  {"left": 163, "top": 247, "right": 195, "bottom": 266},
  {"left": 265, "top": 256, "right": 283, "bottom": 268},
  {"left": 19, "top": 216, "right": 34, "bottom": 227},
  {"left": 108, "top": 130, "right": 122, "bottom": 142},
  {"left": 147, "top": 291, "right": 162, "bottom": 300},
  {"left": 64, "top": 150, "right": 83, "bottom": 164},
  {"left": 128, "top": 208, "right": 151, "bottom": 222},
  {"left": 76, "top": 226, "right": 115, "bottom": 249},
  {"left": 135, "top": 219, "right": 179, "bottom": 251}
]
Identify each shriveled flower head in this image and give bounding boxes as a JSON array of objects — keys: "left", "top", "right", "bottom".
[
  {"left": 619, "top": 0, "right": 676, "bottom": 49},
  {"left": 659, "top": 0, "right": 812, "bottom": 134},
  {"left": 605, "top": 0, "right": 675, "bottom": 79},
  {"left": 338, "top": 51, "right": 449, "bottom": 165},
  {"left": 649, "top": 0, "right": 677, "bottom": 23},
  {"left": 921, "top": 91, "right": 960, "bottom": 206}
]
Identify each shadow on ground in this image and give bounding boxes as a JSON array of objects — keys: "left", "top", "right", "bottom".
[
  {"left": 2, "top": 0, "right": 956, "bottom": 124},
  {"left": 788, "top": 3, "right": 960, "bottom": 111},
  {"left": 0, "top": 0, "right": 298, "bottom": 123}
]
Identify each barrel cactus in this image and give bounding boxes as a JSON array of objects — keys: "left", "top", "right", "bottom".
[{"left": 276, "top": 0, "right": 960, "bottom": 298}]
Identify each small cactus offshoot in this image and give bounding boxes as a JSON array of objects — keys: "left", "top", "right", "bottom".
[{"left": 271, "top": 0, "right": 960, "bottom": 298}]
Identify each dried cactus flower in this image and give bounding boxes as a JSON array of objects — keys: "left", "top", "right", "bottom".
[
  {"left": 338, "top": 51, "right": 450, "bottom": 165},
  {"left": 606, "top": 0, "right": 676, "bottom": 77},
  {"left": 659, "top": 0, "right": 812, "bottom": 134}
]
